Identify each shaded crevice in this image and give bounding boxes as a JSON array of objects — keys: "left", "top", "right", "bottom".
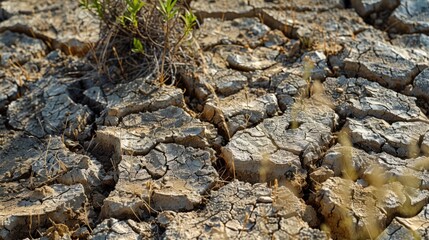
[
  {"left": 3, "top": 116, "right": 22, "bottom": 132},
  {"left": 67, "top": 79, "right": 103, "bottom": 115},
  {"left": 174, "top": 73, "right": 233, "bottom": 145},
  {"left": 0, "top": 25, "right": 92, "bottom": 56},
  {"left": 0, "top": 27, "right": 55, "bottom": 54},
  {"left": 350, "top": 0, "right": 400, "bottom": 34},
  {"left": 195, "top": 10, "right": 257, "bottom": 24},
  {"left": 195, "top": 7, "right": 299, "bottom": 39},
  {"left": 87, "top": 137, "right": 121, "bottom": 171},
  {"left": 343, "top": 0, "right": 352, "bottom": 9}
]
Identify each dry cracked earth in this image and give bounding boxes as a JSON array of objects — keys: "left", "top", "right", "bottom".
[{"left": 1, "top": 0, "right": 429, "bottom": 239}]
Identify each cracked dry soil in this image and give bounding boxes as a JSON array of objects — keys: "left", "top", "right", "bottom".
[{"left": 1, "top": 0, "right": 429, "bottom": 239}]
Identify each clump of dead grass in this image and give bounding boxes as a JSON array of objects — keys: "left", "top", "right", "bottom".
[{"left": 81, "top": 0, "right": 200, "bottom": 84}]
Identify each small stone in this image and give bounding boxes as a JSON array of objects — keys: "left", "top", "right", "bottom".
[
  {"left": 256, "top": 196, "right": 273, "bottom": 203},
  {"left": 412, "top": 68, "right": 429, "bottom": 100},
  {"left": 310, "top": 168, "right": 334, "bottom": 184},
  {"left": 224, "top": 46, "right": 279, "bottom": 71},
  {"left": 157, "top": 211, "right": 177, "bottom": 228}
]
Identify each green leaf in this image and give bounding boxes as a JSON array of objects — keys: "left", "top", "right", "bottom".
[
  {"left": 132, "top": 38, "right": 144, "bottom": 54},
  {"left": 119, "top": 0, "right": 145, "bottom": 27},
  {"left": 79, "top": 0, "right": 90, "bottom": 9},
  {"left": 157, "top": 0, "right": 178, "bottom": 21},
  {"left": 181, "top": 10, "right": 197, "bottom": 35}
]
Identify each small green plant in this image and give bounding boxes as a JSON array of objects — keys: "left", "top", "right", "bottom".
[
  {"left": 132, "top": 37, "right": 145, "bottom": 54},
  {"left": 80, "top": 0, "right": 104, "bottom": 18},
  {"left": 157, "top": 0, "right": 179, "bottom": 83},
  {"left": 182, "top": 10, "right": 197, "bottom": 36},
  {"left": 119, "top": 0, "right": 145, "bottom": 27},
  {"left": 157, "top": 0, "right": 178, "bottom": 21},
  {"left": 81, "top": 0, "right": 199, "bottom": 83},
  {"left": 156, "top": 0, "right": 198, "bottom": 84}
]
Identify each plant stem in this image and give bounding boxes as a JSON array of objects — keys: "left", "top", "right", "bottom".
[{"left": 160, "top": 18, "right": 170, "bottom": 85}]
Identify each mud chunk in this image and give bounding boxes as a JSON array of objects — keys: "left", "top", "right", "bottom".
[
  {"left": 0, "top": 184, "right": 87, "bottom": 240},
  {"left": 0, "top": 133, "right": 103, "bottom": 192},
  {"left": 310, "top": 167, "right": 334, "bottom": 184},
  {"left": 42, "top": 84, "right": 93, "bottom": 138},
  {"left": 390, "top": 34, "right": 429, "bottom": 70},
  {"left": 196, "top": 18, "right": 270, "bottom": 49},
  {"left": 120, "top": 106, "right": 219, "bottom": 148},
  {"left": 261, "top": 8, "right": 363, "bottom": 42},
  {"left": 202, "top": 90, "right": 279, "bottom": 137},
  {"left": 7, "top": 77, "right": 94, "bottom": 139},
  {"left": 214, "top": 45, "right": 278, "bottom": 71},
  {"left": 388, "top": 0, "right": 429, "bottom": 34},
  {"left": 91, "top": 218, "right": 155, "bottom": 239},
  {"left": 317, "top": 177, "right": 429, "bottom": 240},
  {"left": 82, "top": 86, "right": 107, "bottom": 113},
  {"left": 250, "top": 0, "right": 345, "bottom": 10},
  {"left": 191, "top": 0, "right": 254, "bottom": 19},
  {"left": 179, "top": 68, "right": 218, "bottom": 103},
  {"left": 93, "top": 106, "right": 219, "bottom": 164},
  {"left": 222, "top": 127, "right": 305, "bottom": 191},
  {"left": 0, "top": 132, "right": 41, "bottom": 182},
  {"left": 30, "top": 136, "right": 102, "bottom": 186},
  {"left": 0, "top": 30, "right": 47, "bottom": 66},
  {"left": 212, "top": 69, "right": 248, "bottom": 96},
  {"left": 351, "top": 0, "right": 400, "bottom": 17},
  {"left": 391, "top": 33, "right": 429, "bottom": 56},
  {"left": 378, "top": 203, "right": 429, "bottom": 240},
  {"left": 222, "top": 99, "right": 337, "bottom": 193},
  {"left": 258, "top": 9, "right": 302, "bottom": 38},
  {"left": 322, "top": 144, "right": 429, "bottom": 190},
  {"left": 343, "top": 40, "right": 420, "bottom": 89},
  {"left": 344, "top": 117, "right": 429, "bottom": 158},
  {"left": 264, "top": 29, "right": 288, "bottom": 47},
  {"left": 101, "top": 143, "right": 218, "bottom": 219},
  {"left": 93, "top": 127, "right": 154, "bottom": 162},
  {"left": 178, "top": 52, "right": 238, "bottom": 103},
  {"left": 411, "top": 68, "right": 429, "bottom": 101},
  {"left": 162, "top": 180, "right": 327, "bottom": 239},
  {"left": 0, "top": 78, "right": 18, "bottom": 112},
  {"left": 246, "top": 63, "right": 285, "bottom": 89},
  {"left": 324, "top": 76, "right": 427, "bottom": 122},
  {"left": 260, "top": 99, "right": 337, "bottom": 165},
  {"left": 300, "top": 51, "right": 331, "bottom": 80},
  {"left": 273, "top": 71, "right": 307, "bottom": 111},
  {"left": 101, "top": 78, "right": 184, "bottom": 126},
  {"left": 0, "top": 0, "right": 99, "bottom": 55}
]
